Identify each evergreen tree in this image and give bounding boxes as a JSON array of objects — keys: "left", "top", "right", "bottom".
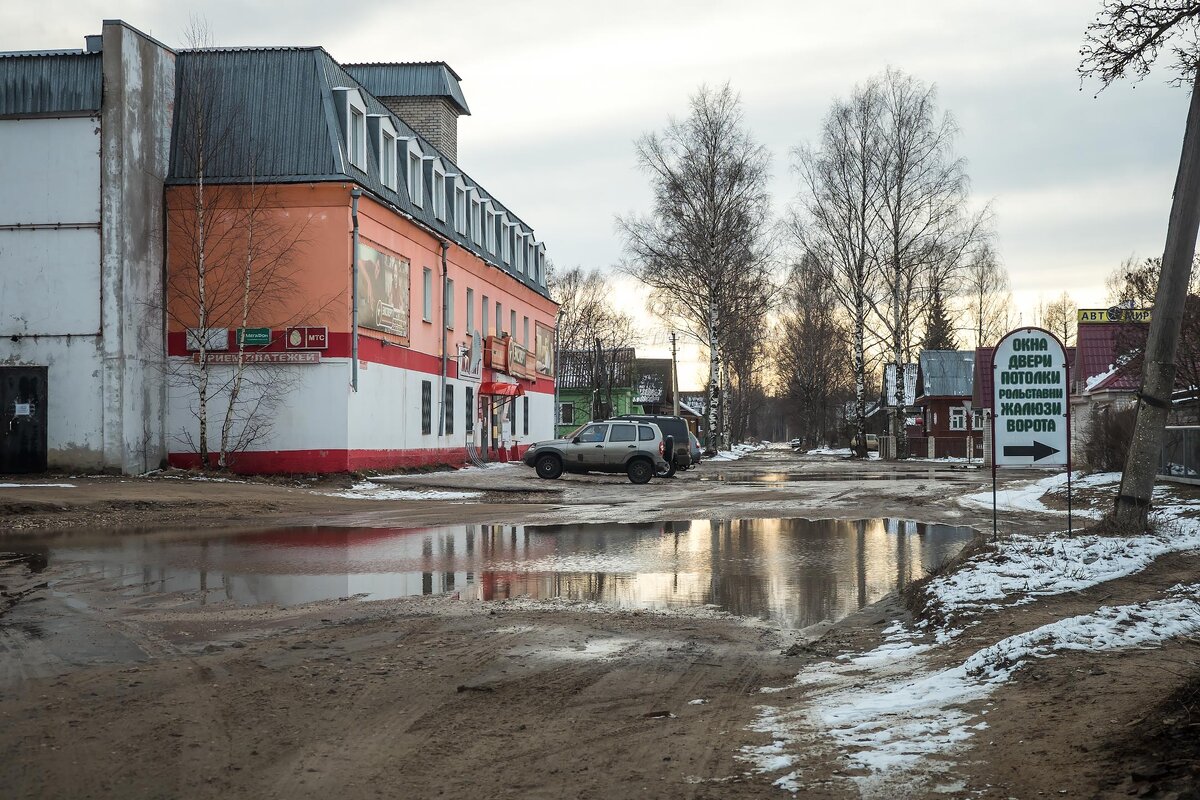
[{"left": 922, "top": 286, "right": 957, "bottom": 351}]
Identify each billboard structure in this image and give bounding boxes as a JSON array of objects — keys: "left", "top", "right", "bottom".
[
  {"left": 358, "top": 243, "right": 410, "bottom": 339},
  {"left": 990, "top": 326, "right": 1073, "bottom": 535},
  {"left": 534, "top": 322, "right": 554, "bottom": 377}
]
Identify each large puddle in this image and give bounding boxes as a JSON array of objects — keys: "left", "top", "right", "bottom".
[{"left": 5, "top": 518, "right": 976, "bottom": 628}]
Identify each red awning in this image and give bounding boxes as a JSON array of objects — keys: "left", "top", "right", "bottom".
[{"left": 478, "top": 381, "right": 525, "bottom": 396}]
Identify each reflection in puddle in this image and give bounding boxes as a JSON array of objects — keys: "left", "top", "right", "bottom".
[{"left": 6, "top": 519, "right": 976, "bottom": 628}]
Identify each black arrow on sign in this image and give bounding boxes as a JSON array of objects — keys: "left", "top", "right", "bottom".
[{"left": 1003, "top": 441, "right": 1060, "bottom": 461}]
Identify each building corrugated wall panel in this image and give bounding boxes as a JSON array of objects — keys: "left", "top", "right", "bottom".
[{"left": 0, "top": 52, "right": 101, "bottom": 116}]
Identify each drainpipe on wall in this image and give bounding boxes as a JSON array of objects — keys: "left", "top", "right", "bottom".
[
  {"left": 437, "top": 239, "right": 449, "bottom": 437},
  {"left": 350, "top": 188, "right": 361, "bottom": 392}
]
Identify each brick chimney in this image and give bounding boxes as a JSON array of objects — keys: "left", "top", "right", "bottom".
[{"left": 342, "top": 62, "right": 470, "bottom": 164}]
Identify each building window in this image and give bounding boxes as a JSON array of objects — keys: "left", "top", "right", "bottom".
[
  {"left": 470, "top": 197, "right": 482, "bottom": 244},
  {"left": 422, "top": 268, "right": 433, "bottom": 322},
  {"left": 466, "top": 287, "right": 475, "bottom": 334},
  {"left": 408, "top": 150, "right": 423, "bottom": 207},
  {"left": 421, "top": 381, "right": 432, "bottom": 435},
  {"left": 510, "top": 310, "right": 517, "bottom": 339},
  {"left": 349, "top": 107, "right": 366, "bottom": 169},
  {"left": 515, "top": 234, "right": 525, "bottom": 274},
  {"left": 381, "top": 130, "right": 396, "bottom": 189},
  {"left": 444, "top": 384, "right": 454, "bottom": 435},
  {"left": 485, "top": 208, "right": 496, "bottom": 254},
  {"left": 559, "top": 402, "right": 574, "bottom": 425},
  {"left": 522, "top": 397, "right": 529, "bottom": 435},
  {"left": 496, "top": 301, "right": 502, "bottom": 335},
  {"left": 523, "top": 316, "right": 529, "bottom": 346},
  {"left": 433, "top": 165, "right": 447, "bottom": 221},
  {"left": 949, "top": 407, "right": 966, "bottom": 431},
  {"left": 446, "top": 278, "right": 455, "bottom": 330},
  {"left": 455, "top": 186, "right": 467, "bottom": 234},
  {"left": 501, "top": 222, "right": 512, "bottom": 263},
  {"left": 466, "top": 387, "right": 474, "bottom": 433},
  {"left": 972, "top": 408, "right": 985, "bottom": 430},
  {"left": 510, "top": 401, "right": 517, "bottom": 435},
  {"left": 482, "top": 295, "right": 489, "bottom": 338}
]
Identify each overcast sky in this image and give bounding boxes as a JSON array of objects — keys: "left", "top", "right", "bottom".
[{"left": 4, "top": 1, "right": 1190, "bottom": 385}]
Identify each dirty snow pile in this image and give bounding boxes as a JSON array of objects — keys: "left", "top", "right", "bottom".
[
  {"left": 0, "top": 482, "right": 76, "bottom": 489},
  {"left": 325, "top": 481, "right": 481, "bottom": 501},
  {"left": 710, "top": 442, "right": 771, "bottom": 461},
  {"left": 923, "top": 523, "right": 1200, "bottom": 624},
  {"left": 744, "top": 586, "right": 1200, "bottom": 796},
  {"left": 958, "top": 471, "right": 1092, "bottom": 516}
]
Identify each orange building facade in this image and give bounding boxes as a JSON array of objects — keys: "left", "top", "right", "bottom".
[{"left": 164, "top": 50, "right": 556, "bottom": 473}]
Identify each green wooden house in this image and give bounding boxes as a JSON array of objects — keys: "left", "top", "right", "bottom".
[{"left": 555, "top": 348, "right": 637, "bottom": 437}]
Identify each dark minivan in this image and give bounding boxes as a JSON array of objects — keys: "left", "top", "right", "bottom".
[{"left": 611, "top": 414, "right": 692, "bottom": 476}]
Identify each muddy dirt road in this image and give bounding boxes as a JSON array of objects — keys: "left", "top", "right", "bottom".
[{"left": 5, "top": 449, "right": 1194, "bottom": 798}]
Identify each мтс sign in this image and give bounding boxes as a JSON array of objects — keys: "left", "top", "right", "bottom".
[{"left": 991, "top": 327, "right": 1069, "bottom": 467}]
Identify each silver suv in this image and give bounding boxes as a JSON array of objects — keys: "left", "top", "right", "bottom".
[{"left": 522, "top": 421, "right": 671, "bottom": 484}]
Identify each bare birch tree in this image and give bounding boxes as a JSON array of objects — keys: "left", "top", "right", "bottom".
[
  {"left": 1036, "top": 291, "right": 1078, "bottom": 346},
  {"left": 868, "top": 68, "right": 987, "bottom": 457},
  {"left": 169, "top": 22, "right": 316, "bottom": 469},
  {"left": 961, "top": 244, "right": 1013, "bottom": 347},
  {"left": 549, "top": 267, "right": 638, "bottom": 354},
  {"left": 618, "top": 84, "right": 774, "bottom": 450},
  {"left": 791, "top": 79, "right": 885, "bottom": 456}
]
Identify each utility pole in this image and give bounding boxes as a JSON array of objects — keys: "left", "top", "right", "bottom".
[
  {"left": 670, "top": 331, "right": 680, "bottom": 416},
  {"left": 1115, "top": 72, "right": 1200, "bottom": 527}
]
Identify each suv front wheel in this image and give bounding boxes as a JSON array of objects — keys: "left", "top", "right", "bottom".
[
  {"left": 627, "top": 458, "right": 654, "bottom": 484},
  {"left": 535, "top": 453, "right": 563, "bottom": 479}
]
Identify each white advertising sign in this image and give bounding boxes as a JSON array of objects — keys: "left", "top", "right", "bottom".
[{"left": 992, "top": 327, "right": 1069, "bottom": 467}]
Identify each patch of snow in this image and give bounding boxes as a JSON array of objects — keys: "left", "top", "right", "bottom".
[
  {"left": 1084, "top": 365, "right": 1119, "bottom": 391},
  {"left": 0, "top": 482, "right": 76, "bottom": 489},
  {"left": 325, "top": 481, "right": 481, "bottom": 501},
  {"left": 744, "top": 587, "right": 1200, "bottom": 796},
  {"left": 709, "top": 442, "right": 770, "bottom": 462},
  {"left": 158, "top": 474, "right": 248, "bottom": 483},
  {"left": 807, "top": 447, "right": 851, "bottom": 456},
  {"left": 688, "top": 698, "right": 708, "bottom": 705},
  {"left": 925, "top": 523, "right": 1200, "bottom": 624}
]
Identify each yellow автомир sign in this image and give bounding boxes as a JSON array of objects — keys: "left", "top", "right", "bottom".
[{"left": 1077, "top": 308, "right": 1151, "bottom": 324}]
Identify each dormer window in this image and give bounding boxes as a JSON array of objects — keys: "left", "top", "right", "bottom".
[
  {"left": 500, "top": 218, "right": 512, "bottom": 263},
  {"left": 332, "top": 87, "right": 368, "bottom": 172},
  {"left": 454, "top": 181, "right": 467, "bottom": 235},
  {"left": 514, "top": 231, "right": 525, "bottom": 274},
  {"left": 535, "top": 243, "right": 546, "bottom": 285},
  {"left": 369, "top": 114, "right": 399, "bottom": 190},
  {"left": 408, "top": 151, "right": 423, "bottom": 207},
  {"left": 469, "top": 193, "right": 482, "bottom": 245},
  {"left": 432, "top": 162, "right": 447, "bottom": 222},
  {"left": 484, "top": 204, "right": 496, "bottom": 254}
]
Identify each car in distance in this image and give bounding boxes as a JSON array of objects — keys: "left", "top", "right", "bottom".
[
  {"left": 611, "top": 414, "right": 692, "bottom": 477},
  {"left": 688, "top": 431, "right": 703, "bottom": 467},
  {"left": 851, "top": 433, "right": 880, "bottom": 452},
  {"left": 522, "top": 421, "right": 672, "bottom": 484}
]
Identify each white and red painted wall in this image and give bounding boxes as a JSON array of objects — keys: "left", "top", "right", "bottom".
[{"left": 166, "top": 184, "right": 556, "bottom": 473}]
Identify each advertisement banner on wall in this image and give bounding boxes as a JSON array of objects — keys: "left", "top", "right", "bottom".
[
  {"left": 534, "top": 323, "right": 554, "bottom": 377},
  {"left": 358, "top": 243, "right": 409, "bottom": 338}
]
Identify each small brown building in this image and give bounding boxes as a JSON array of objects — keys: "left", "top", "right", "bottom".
[{"left": 914, "top": 350, "right": 982, "bottom": 459}]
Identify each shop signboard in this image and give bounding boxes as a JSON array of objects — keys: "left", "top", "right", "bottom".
[
  {"left": 1077, "top": 307, "right": 1151, "bottom": 324},
  {"left": 236, "top": 327, "right": 271, "bottom": 346},
  {"left": 285, "top": 326, "right": 328, "bottom": 350},
  {"left": 991, "top": 327, "right": 1069, "bottom": 467},
  {"left": 196, "top": 351, "right": 320, "bottom": 365}
]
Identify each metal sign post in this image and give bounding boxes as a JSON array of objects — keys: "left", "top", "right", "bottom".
[{"left": 991, "top": 326, "right": 1073, "bottom": 536}]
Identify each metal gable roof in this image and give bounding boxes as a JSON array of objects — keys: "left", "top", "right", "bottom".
[
  {"left": 917, "top": 350, "right": 976, "bottom": 399},
  {"left": 0, "top": 51, "right": 101, "bottom": 116},
  {"left": 341, "top": 62, "right": 470, "bottom": 115},
  {"left": 1074, "top": 322, "right": 1144, "bottom": 394},
  {"left": 558, "top": 348, "right": 637, "bottom": 390},
  {"left": 167, "top": 46, "right": 548, "bottom": 299}
]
